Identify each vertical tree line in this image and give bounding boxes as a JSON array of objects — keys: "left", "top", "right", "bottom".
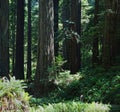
[
  {"left": 34, "top": 0, "right": 54, "bottom": 96},
  {"left": 69, "top": 0, "right": 81, "bottom": 74},
  {"left": 0, "top": 0, "right": 120, "bottom": 97},
  {"left": 92, "top": 0, "right": 99, "bottom": 66},
  {"left": 15, "top": 0, "right": 25, "bottom": 79},
  {"left": 0, "top": 0, "right": 9, "bottom": 77},
  {"left": 62, "top": 0, "right": 81, "bottom": 74},
  {"left": 103, "top": 0, "right": 119, "bottom": 68},
  {"left": 27, "top": 0, "right": 32, "bottom": 80}
]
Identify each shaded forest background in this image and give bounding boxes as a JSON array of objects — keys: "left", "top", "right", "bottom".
[{"left": 0, "top": 0, "right": 120, "bottom": 107}]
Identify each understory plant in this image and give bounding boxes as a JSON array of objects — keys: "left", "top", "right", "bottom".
[
  {"left": 30, "top": 102, "right": 110, "bottom": 112},
  {"left": 0, "top": 76, "right": 111, "bottom": 112},
  {"left": 0, "top": 76, "right": 30, "bottom": 112},
  {"left": 57, "top": 69, "right": 120, "bottom": 104}
]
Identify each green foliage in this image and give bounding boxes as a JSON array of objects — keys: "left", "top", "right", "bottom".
[
  {"left": 48, "top": 55, "right": 66, "bottom": 80},
  {"left": 0, "top": 76, "right": 112, "bottom": 112},
  {"left": 8, "top": 1, "right": 120, "bottom": 111},
  {"left": 51, "top": 68, "right": 120, "bottom": 104},
  {"left": 0, "top": 76, "right": 30, "bottom": 111},
  {"left": 30, "top": 102, "right": 110, "bottom": 112},
  {"left": 55, "top": 71, "right": 81, "bottom": 88}
]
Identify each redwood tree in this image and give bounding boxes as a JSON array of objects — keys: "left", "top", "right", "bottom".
[
  {"left": 0, "top": 0, "right": 9, "bottom": 77},
  {"left": 92, "top": 0, "right": 99, "bottom": 66},
  {"left": 103, "top": 0, "right": 116, "bottom": 68},
  {"left": 69, "top": 0, "right": 81, "bottom": 74},
  {"left": 27, "top": 0, "right": 32, "bottom": 80},
  {"left": 113, "top": 0, "right": 120, "bottom": 63},
  {"left": 15, "top": 0, "right": 25, "bottom": 79},
  {"left": 117, "top": 2, "right": 120, "bottom": 55},
  {"left": 34, "top": 0, "right": 54, "bottom": 96}
]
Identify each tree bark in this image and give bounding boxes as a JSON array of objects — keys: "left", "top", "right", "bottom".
[
  {"left": 69, "top": 0, "right": 81, "bottom": 74},
  {"left": 103, "top": 0, "right": 116, "bottom": 68},
  {"left": 92, "top": 0, "right": 99, "bottom": 66},
  {"left": 0, "top": 0, "right": 9, "bottom": 77},
  {"left": 114, "top": 0, "right": 120, "bottom": 62},
  {"left": 117, "top": 1, "right": 120, "bottom": 56},
  {"left": 34, "top": 0, "right": 54, "bottom": 97},
  {"left": 27, "top": 0, "right": 32, "bottom": 80},
  {"left": 15, "top": 0, "right": 25, "bottom": 79}
]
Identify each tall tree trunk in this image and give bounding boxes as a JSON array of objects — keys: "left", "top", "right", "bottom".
[
  {"left": 0, "top": 0, "right": 9, "bottom": 77},
  {"left": 27, "top": 0, "right": 32, "bottom": 80},
  {"left": 69, "top": 0, "right": 81, "bottom": 74},
  {"left": 92, "top": 0, "right": 99, "bottom": 66},
  {"left": 114, "top": 0, "right": 120, "bottom": 63},
  {"left": 116, "top": 0, "right": 120, "bottom": 57},
  {"left": 15, "top": 0, "right": 25, "bottom": 79},
  {"left": 103, "top": 0, "right": 116, "bottom": 68},
  {"left": 54, "top": 0, "right": 59, "bottom": 56},
  {"left": 34, "top": 0, "right": 54, "bottom": 97}
]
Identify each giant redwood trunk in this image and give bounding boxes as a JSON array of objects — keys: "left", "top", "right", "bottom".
[
  {"left": 69, "top": 0, "right": 81, "bottom": 74},
  {"left": 0, "top": 0, "right": 9, "bottom": 77},
  {"left": 103, "top": 0, "right": 116, "bottom": 68},
  {"left": 27, "top": 0, "right": 32, "bottom": 80},
  {"left": 116, "top": 0, "right": 120, "bottom": 56},
  {"left": 92, "top": 0, "right": 99, "bottom": 66},
  {"left": 15, "top": 0, "right": 25, "bottom": 79},
  {"left": 34, "top": 0, "right": 54, "bottom": 97},
  {"left": 114, "top": 0, "right": 120, "bottom": 63}
]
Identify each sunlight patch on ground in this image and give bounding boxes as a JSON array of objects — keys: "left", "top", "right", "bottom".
[{"left": 56, "top": 71, "right": 82, "bottom": 86}]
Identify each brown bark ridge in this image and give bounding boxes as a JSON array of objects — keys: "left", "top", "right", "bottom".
[{"left": 34, "top": 0, "right": 54, "bottom": 97}]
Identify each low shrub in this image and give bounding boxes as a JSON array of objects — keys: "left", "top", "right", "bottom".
[
  {"left": 0, "top": 76, "right": 111, "bottom": 112},
  {"left": 0, "top": 76, "right": 30, "bottom": 112},
  {"left": 30, "top": 102, "right": 110, "bottom": 112},
  {"left": 56, "top": 69, "right": 120, "bottom": 104}
]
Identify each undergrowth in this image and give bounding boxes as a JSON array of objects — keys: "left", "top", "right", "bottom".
[
  {"left": 30, "top": 102, "right": 110, "bottom": 112},
  {"left": 0, "top": 76, "right": 30, "bottom": 112},
  {"left": 0, "top": 75, "right": 111, "bottom": 112},
  {"left": 47, "top": 67, "right": 120, "bottom": 104}
]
